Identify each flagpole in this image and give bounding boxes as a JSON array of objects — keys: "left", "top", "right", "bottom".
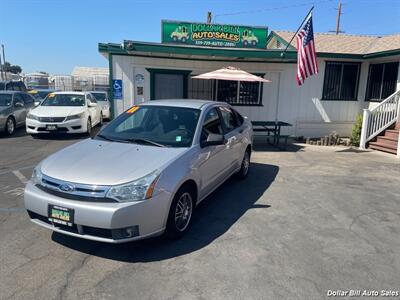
[{"left": 280, "top": 6, "right": 314, "bottom": 57}]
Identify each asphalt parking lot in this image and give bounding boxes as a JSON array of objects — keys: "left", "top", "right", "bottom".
[{"left": 1, "top": 129, "right": 399, "bottom": 300}]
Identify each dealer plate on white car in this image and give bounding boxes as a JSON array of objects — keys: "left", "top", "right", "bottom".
[{"left": 46, "top": 125, "right": 57, "bottom": 131}]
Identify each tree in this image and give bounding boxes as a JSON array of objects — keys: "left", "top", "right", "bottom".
[{"left": 2, "top": 61, "right": 22, "bottom": 74}]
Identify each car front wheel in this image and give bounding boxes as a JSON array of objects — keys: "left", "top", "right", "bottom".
[
  {"left": 5, "top": 117, "right": 15, "bottom": 135},
  {"left": 165, "top": 186, "right": 195, "bottom": 239}
]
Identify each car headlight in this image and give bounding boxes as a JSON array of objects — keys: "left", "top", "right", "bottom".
[
  {"left": 31, "top": 166, "right": 43, "bottom": 185},
  {"left": 27, "top": 113, "right": 39, "bottom": 120},
  {"left": 65, "top": 112, "right": 84, "bottom": 121},
  {"left": 106, "top": 170, "right": 160, "bottom": 202}
]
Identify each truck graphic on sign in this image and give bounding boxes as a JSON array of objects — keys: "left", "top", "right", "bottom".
[
  {"left": 170, "top": 26, "right": 189, "bottom": 42},
  {"left": 242, "top": 30, "right": 259, "bottom": 46}
]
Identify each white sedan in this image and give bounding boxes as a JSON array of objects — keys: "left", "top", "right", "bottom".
[{"left": 26, "top": 92, "right": 103, "bottom": 135}]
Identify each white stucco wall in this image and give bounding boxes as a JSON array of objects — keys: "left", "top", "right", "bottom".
[{"left": 110, "top": 54, "right": 400, "bottom": 138}]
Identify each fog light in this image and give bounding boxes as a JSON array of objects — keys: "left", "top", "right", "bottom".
[{"left": 112, "top": 225, "right": 139, "bottom": 240}]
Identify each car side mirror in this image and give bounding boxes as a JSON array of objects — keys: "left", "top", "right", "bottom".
[
  {"left": 34, "top": 101, "right": 41, "bottom": 107},
  {"left": 200, "top": 133, "right": 225, "bottom": 148},
  {"left": 88, "top": 102, "right": 97, "bottom": 107}
]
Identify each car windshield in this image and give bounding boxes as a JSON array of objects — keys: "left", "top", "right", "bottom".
[
  {"left": 0, "top": 94, "right": 12, "bottom": 106},
  {"left": 41, "top": 94, "right": 85, "bottom": 106},
  {"left": 97, "top": 105, "right": 200, "bottom": 147},
  {"left": 92, "top": 92, "right": 106, "bottom": 101}
]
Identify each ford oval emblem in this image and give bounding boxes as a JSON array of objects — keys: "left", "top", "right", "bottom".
[{"left": 59, "top": 183, "right": 75, "bottom": 192}]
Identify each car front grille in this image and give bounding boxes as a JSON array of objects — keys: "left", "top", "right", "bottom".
[
  {"left": 38, "top": 174, "right": 116, "bottom": 203},
  {"left": 38, "top": 117, "right": 66, "bottom": 122}
]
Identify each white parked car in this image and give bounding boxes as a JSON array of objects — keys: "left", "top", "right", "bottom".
[
  {"left": 90, "top": 91, "right": 110, "bottom": 120},
  {"left": 26, "top": 92, "right": 103, "bottom": 135}
]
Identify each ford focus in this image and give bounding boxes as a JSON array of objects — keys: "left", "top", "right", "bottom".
[{"left": 24, "top": 100, "right": 253, "bottom": 243}]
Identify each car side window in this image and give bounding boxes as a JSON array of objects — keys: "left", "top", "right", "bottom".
[
  {"left": 13, "top": 94, "right": 24, "bottom": 106},
  {"left": 201, "top": 108, "right": 223, "bottom": 141},
  {"left": 233, "top": 109, "right": 244, "bottom": 126},
  {"left": 22, "top": 93, "right": 34, "bottom": 105},
  {"left": 218, "top": 106, "right": 239, "bottom": 133}
]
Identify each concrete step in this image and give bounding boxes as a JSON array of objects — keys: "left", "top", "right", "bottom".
[
  {"left": 377, "top": 136, "right": 398, "bottom": 148},
  {"left": 369, "top": 141, "right": 398, "bottom": 154}
]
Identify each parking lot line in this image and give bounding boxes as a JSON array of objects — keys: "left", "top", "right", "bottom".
[{"left": 12, "top": 170, "right": 28, "bottom": 185}]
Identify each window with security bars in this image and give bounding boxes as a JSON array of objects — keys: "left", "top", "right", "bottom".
[
  {"left": 365, "top": 62, "right": 399, "bottom": 102},
  {"left": 322, "top": 62, "right": 361, "bottom": 101},
  {"left": 217, "top": 79, "right": 263, "bottom": 106},
  {"left": 188, "top": 76, "right": 263, "bottom": 106}
]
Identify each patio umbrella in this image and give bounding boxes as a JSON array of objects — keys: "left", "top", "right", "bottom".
[{"left": 192, "top": 66, "right": 271, "bottom": 82}]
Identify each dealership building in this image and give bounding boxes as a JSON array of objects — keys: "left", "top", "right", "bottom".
[{"left": 99, "top": 20, "right": 400, "bottom": 137}]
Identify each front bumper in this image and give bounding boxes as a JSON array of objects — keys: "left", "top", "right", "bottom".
[
  {"left": 26, "top": 118, "right": 87, "bottom": 134},
  {"left": 24, "top": 181, "right": 172, "bottom": 243}
]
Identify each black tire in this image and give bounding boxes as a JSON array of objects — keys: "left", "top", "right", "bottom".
[
  {"left": 99, "top": 113, "right": 103, "bottom": 126},
  {"left": 5, "top": 117, "right": 15, "bottom": 136},
  {"left": 165, "top": 185, "right": 195, "bottom": 240},
  {"left": 181, "top": 37, "right": 187, "bottom": 43},
  {"left": 30, "top": 134, "right": 38, "bottom": 139},
  {"left": 243, "top": 40, "right": 248, "bottom": 47},
  {"left": 86, "top": 118, "right": 92, "bottom": 135},
  {"left": 251, "top": 40, "right": 257, "bottom": 46},
  {"left": 237, "top": 149, "right": 251, "bottom": 179}
]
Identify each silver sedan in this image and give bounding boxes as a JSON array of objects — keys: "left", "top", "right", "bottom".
[{"left": 24, "top": 100, "right": 253, "bottom": 243}]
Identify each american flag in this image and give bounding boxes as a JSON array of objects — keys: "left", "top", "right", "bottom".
[{"left": 296, "top": 13, "right": 318, "bottom": 85}]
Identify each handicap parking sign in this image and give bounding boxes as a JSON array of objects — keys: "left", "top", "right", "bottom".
[{"left": 113, "top": 79, "right": 123, "bottom": 99}]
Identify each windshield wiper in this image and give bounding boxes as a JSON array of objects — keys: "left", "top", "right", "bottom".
[
  {"left": 128, "top": 138, "right": 166, "bottom": 147},
  {"left": 96, "top": 134, "right": 129, "bottom": 143}
]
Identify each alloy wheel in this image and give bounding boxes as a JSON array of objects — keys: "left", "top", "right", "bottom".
[
  {"left": 242, "top": 151, "right": 250, "bottom": 176},
  {"left": 6, "top": 118, "right": 15, "bottom": 135},
  {"left": 174, "top": 192, "right": 193, "bottom": 232}
]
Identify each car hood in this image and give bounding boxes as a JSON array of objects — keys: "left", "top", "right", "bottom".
[
  {"left": 31, "top": 106, "right": 85, "bottom": 117},
  {"left": 40, "top": 138, "right": 188, "bottom": 185}
]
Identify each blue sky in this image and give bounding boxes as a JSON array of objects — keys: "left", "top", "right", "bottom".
[{"left": 1, "top": 0, "right": 399, "bottom": 74}]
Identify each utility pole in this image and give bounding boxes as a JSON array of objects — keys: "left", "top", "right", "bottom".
[
  {"left": 1, "top": 44, "right": 5, "bottom": 65},
  {"left": 335, "top": 1, "right": 342, "bottom": 35},
  {"left": 207, "top": 11, "right": 212, "bottom": 23},
  {"left": 0, "top": 49, "right": 3, "bottom": 80}
]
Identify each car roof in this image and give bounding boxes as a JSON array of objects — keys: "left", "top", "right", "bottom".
[
  {"left": 0, "top": 90, "right": 26, "bottom": 94},
  {"left": 139, "top": 99, "right": 227, "bottom": 110},
  {"left": 51, "top": 91, "right": 87, "bottom": 95}
]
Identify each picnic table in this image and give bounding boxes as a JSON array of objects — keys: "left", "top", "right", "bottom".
[{"left": 251, "top": 121, "right": 292, "bottom": 148}]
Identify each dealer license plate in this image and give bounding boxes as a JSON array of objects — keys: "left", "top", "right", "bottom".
[
  {"left": 46, "top": 125, "right": 57, "bottom": 131},
  {"left": 48, "top": 204, "right": 74, "bottom": 227}
]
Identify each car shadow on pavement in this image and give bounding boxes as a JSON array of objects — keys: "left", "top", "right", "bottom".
[
  {"left": 52, "top": 162, "right": 279, "bottom": 262},
  {"left": 0, "top": 127, "right": 28, "bottom": 138}
]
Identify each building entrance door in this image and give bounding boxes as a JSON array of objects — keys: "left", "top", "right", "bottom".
[{"left": 154, "top": 73, "right": 184, "bottom": 99}]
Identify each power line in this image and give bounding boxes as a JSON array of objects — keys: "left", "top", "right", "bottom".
[{"left": 214, "top": 0, "right": 334, "bottom": 21}]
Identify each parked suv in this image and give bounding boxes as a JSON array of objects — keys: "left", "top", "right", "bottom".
[
  {"left": 0, "top": 91, "right": 36, "bottom": 135},
  {"left": 0, "top": 80, "right": 27, "bottom": 92}
]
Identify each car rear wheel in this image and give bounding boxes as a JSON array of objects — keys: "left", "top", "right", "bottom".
[
  {"left": 165, "top": 186, "right": 195, "bottom": 239},
  {"left": 5, "top": 117, "right": 15, "bottom": 135},
  {"left": 237, "top": 150, "right": 250, "bottom": 179}
]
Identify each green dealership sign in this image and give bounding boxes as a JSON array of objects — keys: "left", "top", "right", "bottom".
[{"left": 162, "top": 20, "right": 268, "bottom": 49}]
